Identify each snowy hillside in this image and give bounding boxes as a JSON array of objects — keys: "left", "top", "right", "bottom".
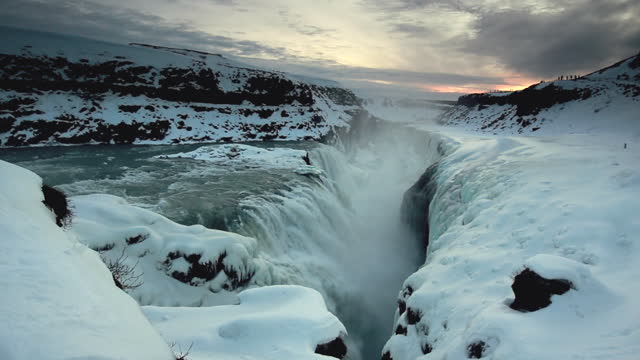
[
  {"left": 440, "top": 52, "right": 640, "bottom": 135},
  {"left": 0, "top": 26, "right": 361, "bottom": 146}
]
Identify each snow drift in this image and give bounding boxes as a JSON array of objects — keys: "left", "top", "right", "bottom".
[{"left": 0, "top": 160, "right": 175, "bottom": 360}]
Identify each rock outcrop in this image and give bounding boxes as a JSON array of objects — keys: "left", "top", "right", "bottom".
[{"left": 0, "top": 26, "right": 361, "bottom": 146}]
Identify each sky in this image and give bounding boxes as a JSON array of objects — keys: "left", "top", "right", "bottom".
[{"left": 1, "top": 0, "right": 639, "bottom": 97}]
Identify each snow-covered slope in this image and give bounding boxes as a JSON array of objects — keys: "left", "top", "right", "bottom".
[
  {"left": 71, "top": 193, "right": 261, "bottom": 307},
  {"left": 0, "top": 26, "right": 361, "bottom": 146},
  {"left": 383, "top": 134, "right": 640, "bottom": 360},
  {"left": 440, "top": 53, "right": 640, "bottom": 135},
  {"left": 0, "top": 160, "right": 175, "bottom": 360},
  {"left": 144, "top": 285, "right": 347, "bottom": 360}
]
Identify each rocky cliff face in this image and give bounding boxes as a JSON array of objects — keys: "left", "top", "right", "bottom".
[
  {"left": 0, "top": 27, "right": 361, "bottom": 146},
  {"left": 440, "top": 52, "right": 640, "bottom": 135}
]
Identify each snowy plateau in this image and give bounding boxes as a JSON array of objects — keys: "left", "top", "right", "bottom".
[{"left": 1, "top": 27, "right": 640, "bottom": 360}]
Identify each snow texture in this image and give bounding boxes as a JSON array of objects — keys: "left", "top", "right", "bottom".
[
  {"left": 143, "top": 285, "right": 347, "bottom": 360},
  {"left": 154, "top": 143, "right": 313, "bottom": 170},
  {"left": 71, "top": 193, "right": 261, "bottom": 306},
  {"left": 0, "top": 160, "right": 175, "bottom": 360}
]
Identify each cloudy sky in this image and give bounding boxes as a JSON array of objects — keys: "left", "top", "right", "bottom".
[{"left": 1, "top": 0, "right": 639, "bottom": 96}]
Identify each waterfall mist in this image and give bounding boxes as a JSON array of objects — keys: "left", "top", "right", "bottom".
[{"left": 233, "top": 122, "right": 443, "bottom": 359}]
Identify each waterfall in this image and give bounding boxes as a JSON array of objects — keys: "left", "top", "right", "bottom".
[{"left": 229, "top": 125, "right": 446, "bottom": 359}]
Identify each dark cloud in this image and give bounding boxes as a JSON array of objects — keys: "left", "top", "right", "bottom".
[
  {"left": 462, "top": 0, "right": 640, "bottom": 77},
  {"left": 0, "top": 0, "right": 289, "bottom": 59},
  {"left": 364, "top": 0, "right": 640, "bottom": 77},
  {"left": 362, "top": 0, "right": 473, "bottom": 12}
]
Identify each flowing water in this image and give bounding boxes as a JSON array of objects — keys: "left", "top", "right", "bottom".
[{"left": 1, "top": 125, "right": 442, "bottom": 359}]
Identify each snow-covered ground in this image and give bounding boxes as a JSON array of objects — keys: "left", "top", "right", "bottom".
[
  {"left": 441, "top": 53, "right": 639, "bottom": 136},
  {"left": 144, "top": 285, "right": 347, "bottom": 360},
  {"left": 380, "top": 54, "right": 640, "bottom": 359},
  {"left": 0, "top": 160, "right": 175, "bottom": 360},
  {"left": 71, "top": 193, "right": 260, "bottom": 306},
  {"left": 383, "top": 132, "right": 640, "bottom": 359}
]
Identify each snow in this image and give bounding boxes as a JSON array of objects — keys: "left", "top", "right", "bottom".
[
  {"left": 383, "top": 126, "right": 640, "bottom": 359},
  {"left": 0, "top": 26, "right": 359, "bottom": 146},
  {"left": 0, "top": 160, "right": 175, "bottom": 360},
  {"left": 154, "top": 143, "right": 312, "bottom": 170},
  {"left": 0, "top": 159, "right": 354, "bottom": 359},
  {"left": 441, "top": 54, "right": 640, "bottom": 136},
  {"left": 143, "top": 285, "right": 347, "bottom": 360},
  {"left": 71, "top": 193, "right": 261, "bottom": 306}
]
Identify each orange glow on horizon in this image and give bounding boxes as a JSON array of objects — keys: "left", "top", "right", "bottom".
[{"left": 419, "top": 76, "right": 536, "bottom": 94}]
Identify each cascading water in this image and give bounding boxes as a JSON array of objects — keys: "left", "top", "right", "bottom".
[
  {"left": 228, "top": 125, "right": 445, "bottom": 359},
  {"left": 2, "top": 119, "right": 447, "bottom": 359}
]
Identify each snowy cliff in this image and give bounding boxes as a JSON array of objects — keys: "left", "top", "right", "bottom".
[
  {"left": 440, "top": 52, "right": 640, "bottom": 135},
  {"left": 0, "top": 26, "right": 361, "bottom": 146}
]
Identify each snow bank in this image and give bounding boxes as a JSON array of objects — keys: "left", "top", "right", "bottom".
[
  {"left": 71, "top": 193, "right": 261, "bottom": 306},
  {"left": 384, "top": 134, "right": 640, "bottom": 359},
  {"left": 0, "top": 160, "right": 174, "bottom": 360},
  {"left": 155, "top": 143, "right": 312, "bottom": 170},
  {"left": 143, "top": 285, "right": 347, "bottom": 360}
]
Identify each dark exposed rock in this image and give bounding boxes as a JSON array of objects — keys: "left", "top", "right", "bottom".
[
  {"left": 467, "top": 341, "right": 486, "bottom": 358},
  {"left": 458, "top": 85, "right": 592, "bottom": 116},
  {"left": 381, "top": 351, "right": 393, "bottom": 360},
  {"left": 314, "top": 337, "right": 347, "bottom": 359},
  {"left": 41, "top": 184, "right": 72, "bottom": 228},
  {"left": 302, "top": 152, "right": 311, "bottom": 165},
  {"left": 0, "top": 32, "right": 360, "bottom": 146},
  {"left": 406, "top": 308, "right": 422, "bottom": 325},
  {"left": 421, "top": 343, "right": 433, "bottom": 355},
  {"left": 509, "top": 268, "right": 572, "bottom": 312},
  {"left": 401, "top": 163, "right": 439, "bottom": 255},
  {"left": 118, "top": 105, "right": 141, "bottom": 113},
  {"left": 397, "top": 300, "right": 407, "bottom": 315},
  {"left": 395, "top": 325, "right": 407, "bottom": 335},
  {"left": 164, "top": 250, "right": 253, "bottom": 290},
  {"left": 126, "top": 234, "right": 148, "bottom": 245}
]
